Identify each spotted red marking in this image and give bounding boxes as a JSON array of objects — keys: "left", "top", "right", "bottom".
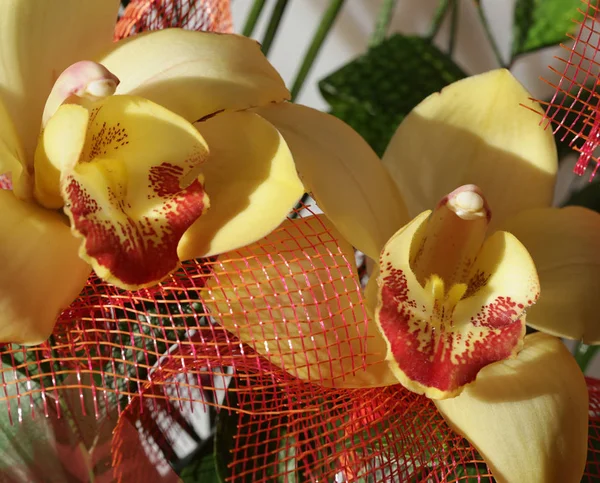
[
  {"left": 65, "top": 162, "right": 207, "bottom": 287},
  {"left": 377, "top": 267, "right": 525, "bottom": 395},
  {"left": 149, "top": 163, "right": 185, "bottom": 197}
]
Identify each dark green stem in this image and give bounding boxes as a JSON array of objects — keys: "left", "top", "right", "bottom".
[
  {"left": 427, "top": 0, "right": 451, "bottom": 40},
  {"left": 368, "top": 0, "right": 397, "bottom": 48},
  {"left": 242, "top": 0, "right": 267, "bottom": 38},
  {"left": 290, "top": 0, "right": 346, "bottom": 101},
  {"left": 573, "top": 341, "right": 600, "bottom": 373},
  {"left": 260, "top": 0, "right": 290, "bottom": 57},
  {"left": 474, "top": 3, "right": 506, "bottom": 67},
  {"left": 448, "top": 0, "right": 459, "bottom": 55}
]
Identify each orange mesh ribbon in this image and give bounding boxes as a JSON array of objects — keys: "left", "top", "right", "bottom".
[
  {"left": 0, "top": 1, "right": 598, "bottom": 482},
  {"left": 115, "top": 0, "right": 233, "bottom": 38},
  {"left": 541, "top": 0, "right": 600, "bottom": 178}
]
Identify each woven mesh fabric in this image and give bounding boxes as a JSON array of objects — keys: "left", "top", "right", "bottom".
[
  {"left": 1, "top": 1, "right": 598, "bottom": 481},
  {"left": 541, "top": 0, "right": 600, "bottom": 178},
  {"left": 115, "top": 0, "right": 232, "bottom": 38}
]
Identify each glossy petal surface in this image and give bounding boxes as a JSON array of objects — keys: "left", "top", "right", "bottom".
[
  {"left": 256, "top": 103, "right": 409, "bottom": 260},
  {"left": 178, "top": 111, "right": 303, "bottom": 259},
  {"left": 0, "top": 190, "right": 90, "bottom": 344},
  {"left": 0, "top": 0, "right": 119, "bottom": 157},
  {"left": 99, "top": 30, "right": 290, "bottom": 123},
  {"left": 0, "top": 94, "right": 25, "bottom": 196},
  {"left": 382, "top": 69, "right": 557, "bottom": 229},
  {"left": 34, "top": 105, "right": 89, "bottom": 209},
  {"left": 436, "top": 333, "right": 588, "bottom": 483},
  {"left": 502, "top": 206, "right": 600, "bottom": 343}
]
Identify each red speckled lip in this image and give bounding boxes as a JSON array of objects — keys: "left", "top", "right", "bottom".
[
  {"left": 375, "top": 192, "right": 540, "bottom": 399},
  {"left": 59, "top": 95, "right": 210, "bottom": 290},
  {"left": 64, "top": 164, "right": 207, "bottom": 288},
  {"left": 377, "top": 264, "right": 525, "bottom": 397}
]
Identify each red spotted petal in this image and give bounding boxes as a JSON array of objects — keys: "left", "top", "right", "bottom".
[{"left": 47, "top": 96, "right": 209, "bottom": 289}]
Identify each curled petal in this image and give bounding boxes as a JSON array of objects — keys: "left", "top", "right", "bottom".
[
  {"left": 204, "top": 215, "right": 397, "bottom": 388},
  {"left": 46, "top": 96, "right": 209, "bottom": 289},
  {"left": 42, "top": 61, "right": 120, "bottom": 127},
  {"left": 99, "top": 30, "right": 290, "bottom": 123},
  {"left": 177, "top": 111, "right": 303, "bottom": 260},
  {"left": 34, "top": 105, "right": 89, "bottom": 209},
  {"left": 382, "top": 69, "right": 557, "bottom": 228},
  {"left": 0, "top": 0, "right": 119, "bottom": 158},
  {"left": 435, "top": 333, "right": 588, "bottom": 483},
  {"left": 502, "top": 206, "right": 600, "bottom": 343},
  {"left": 0, "top": 190, "right": 90, "bottom": 344},
  {"left": 256, "top": 103, "right": 409, "bottom": 261},
  {"left": 376, "top": 205, "right": 539, "bottom": 399}
]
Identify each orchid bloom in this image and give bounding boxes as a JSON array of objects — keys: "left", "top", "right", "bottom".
[
  {"left": 0, "top": 0, "right": 324, "bottom": 344},
  {"left": 205, "top": 70, "right": 592, "bottom": 481}
]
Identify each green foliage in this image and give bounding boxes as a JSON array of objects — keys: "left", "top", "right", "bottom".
[
  {"left": 512, "top": 0, "right": 582, "bottom": 59},
  {"left": 443, "top": 462, "right": 494, "bottom": 482},
  {"left": 212, "top": 390, "right": 295, "bottom": 483},
  {"left": 180, "top": 450, "right": 220, "bottom": 483},
  {"left": 572, "top": 341, "right": 600, "bottom": 374},
  {"left": 319, "top": 35, "right": 466, "bottom": 156},
  {"left": 0, "top": 360, "right": 115, "bottom": 482},
  {"left": 214, "top": 404, "right": 239, "bottom": 483}
]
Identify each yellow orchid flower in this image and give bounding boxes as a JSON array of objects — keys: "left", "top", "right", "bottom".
[
  {"left": 204, "top": 69, "right": 591, "bottom": 481},
  {"left": 0, "top": 0, "right": 320, "bottom": 344}
]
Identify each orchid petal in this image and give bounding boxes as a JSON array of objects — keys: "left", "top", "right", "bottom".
[
  {"left": 382, "top": 69, "right": 557, "bottom": 228},
  {"left": 204, "top": 215, "right": 397, "bottom": 387},
  {"left": 177, "top": 111, "right": 303, "bottom": 260},
  {"left": 256, "top": 103, "right": 409, "bottom": 261},
  {"left": 0, "top": 94, "right": 26, "bottom": 196},
  {"left": 46, "top": 96, "right": 209, "bottom": 289},
  {"left": 502, "top": 206, "right": 600, "bottom": 343},
  {"left": 0, "top": 0, "right": 119, "bottom": 158},
  {"left": 98, "top": 30, "right": 290, "bottom": 123},
  {"left": 0, "top": 190, "right": 90, "bottom": 344},
  {"left": 435, "top": 333, "right": 588, "bottom": 483},
  {"left": 376, "top": 200, "right": 539, "bottom": 399}
]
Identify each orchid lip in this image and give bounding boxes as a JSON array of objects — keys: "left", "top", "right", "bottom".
[{"left": 375, "top": 185, "right": 539, "bottom": 398}]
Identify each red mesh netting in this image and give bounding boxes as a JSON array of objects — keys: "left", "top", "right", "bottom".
[
  {"left": 1, "top": 1, "right": 599, "bottom": 481},
  {"left": 541, "top": 0, "right": 600, "bottom": 178},
  {"left": 115, "top": 0, "right": 233, "bottom": 38}
]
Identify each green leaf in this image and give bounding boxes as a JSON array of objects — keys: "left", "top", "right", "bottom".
[
  {"left": 319, "top": 34, "right": 466, "bottom": 156},
  {"left": 512, "top": 0, "right": 582, "bottom": 59},
  {"left": 0, "top": 366, "right": 97, "bottom": 482},
  {"left": 83, "top": 295, "right": 201, "bottom": 411},
  {"left": 573, "top": 341, "right": 600, "bottom": 373},
  {"left": 442, "top": 462, "right": 494, "bottom": 482},
  {"left": 179, "top": 448, "right": 220, "bottom": 483},
  {"left": 213, "top": 388, "right": 297, "bottom": 483},
  {"left": 214, "top": 401, "right": 239, "bottom": 483}
]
